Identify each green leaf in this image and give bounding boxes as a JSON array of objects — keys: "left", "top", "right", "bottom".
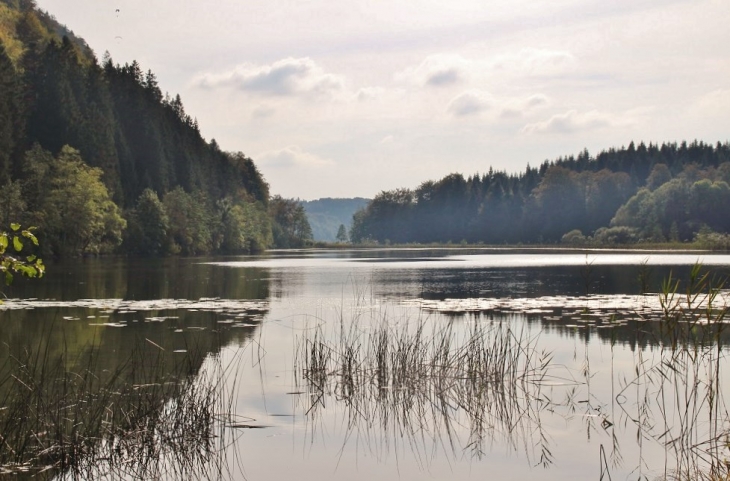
[
  {"left": 0, "top": 224, "right": 44, "bottom": 283},
  {"left": 22, "top": 230, "right": 39, "bottom": 246},
  {"left": 19, "top": 265, "right": 37, "bottom": 277},
  {"left": 13, "top": 236, "right": 23, "bottom": 252},
  {"left": 35, "top": 259, "right": 45, "bottom": 276}
]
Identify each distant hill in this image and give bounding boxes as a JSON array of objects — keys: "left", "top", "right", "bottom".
[{"left": 301, "top": 198, "right": 370, "bottom": 242}]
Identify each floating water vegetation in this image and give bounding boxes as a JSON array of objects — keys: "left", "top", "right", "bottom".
[
  {"left": 0, "top": 335, "right": 244, "bottom": 479},
  {"left": 0, "top": 297, "right": 269, "bottom": 314}
]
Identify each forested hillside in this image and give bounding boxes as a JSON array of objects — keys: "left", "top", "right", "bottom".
[
  {"left": 351, "top": 141, "right": 730, "bottom": 247},
  {"left": 0, "top": 0, "right": 314, "bottom": 256}
]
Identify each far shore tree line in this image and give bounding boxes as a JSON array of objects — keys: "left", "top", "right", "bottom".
[{"left": 350, "top": 141, "right": 730, "bottom": 249}]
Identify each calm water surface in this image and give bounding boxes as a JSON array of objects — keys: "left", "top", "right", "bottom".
[{"left": 2, "top": 248, "right": 730, "bottom": 480}]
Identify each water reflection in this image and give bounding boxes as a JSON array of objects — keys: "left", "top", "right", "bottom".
[
  {"left": 0, "top": 258, "right": 273, "bottom": 479},
  {"left": 6, "top": 257, "right": 271, "bottom": 301},
  {"left": 3, "top": 250, "right": 730, "bottom": 480},
  {"left": 277, "top": 255, "right": 730, "bottom": 480},
  {"left": 293, "top": 308, "right": 730, "bottom": 480}
]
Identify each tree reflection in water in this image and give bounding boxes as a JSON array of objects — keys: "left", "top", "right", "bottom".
[{"left": 0, "top": 307, "right": 261, "bottom": 480}]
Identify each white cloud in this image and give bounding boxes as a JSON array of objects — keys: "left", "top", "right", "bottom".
[
  {"left": 447, "top": 90, "right": 492, "bottom": 117},
  {"left": 426, "top": 68, "right": 461, "bottom": 87},
  {"left": 525, "top": 94, "right": 549, "bottom": 108},
  {"left": 499, "top": 93, "right": 549, "bottom": 119},
  {"left": 521, "top": 109, "right": 620, "bottom": 134},
  {"left": 256, "top": 146, "right": 334, "bottom": 169},
  {"left": 396, "top": 54, "right": 467, "bottom": 87},
  {"left": 396, "top": 49, "right": 576, "bottom": 93},
  {"left": 193, "top": 57, "right": 344, "bottom": 98}
]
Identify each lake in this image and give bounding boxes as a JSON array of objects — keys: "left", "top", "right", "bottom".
[{"left": 2, "top": 248, "right": 730, "bottom": 480}]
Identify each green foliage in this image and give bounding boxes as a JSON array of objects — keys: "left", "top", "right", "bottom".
[
  {"left": 350, "top": 189, "right": 414, "bottom": 244},
  {"left": 163, "top": 187, "right": 215, "bottom": 255},
  {"left": 0, "top": 180, "right": 26, "bottom": 227},
  {"left": 582, "top": 169, "right": 633, "bottom": 233},
  {"left": 121, "top": 189, "right": 274, "bottom": 256},
  {"left": 237, "top": 201, "right": 273, "bottom": 253},
  {"left": 610, "top": 188, "right": 652, "bottom": 231},
  {"left": 414, "top": 174, "right": 471, "bottom": 242},
  {"left": 611, "top": 170, "right": 730, "bottom": 243},
  {"left": 217, "top": 197, "right": 245, "bottom": 253},
  {"left": 124, "top": 188, "right": 169, "bottom": 256},
  {"left": 269, "top": 196, "right": 312, "bottom": 248},
  {"left": 646, "top": 163, "right": 672, "bottom": 190},
  {"left": 349, "top": 209, "right": 370, "bottom": 244},
  {"left": 529, "top": 166, "right": 585, "bottom": 241},
  {"left": 688, "top": 179, "right": 730, "bottom": 232},
  {"left": 217, "top": 197, "right": 272, "bottom": 253},
  {"left": 592, "top": 226, "right": 639, "bottom": 245},
  {"left": 694, "top": 230, "right": 730, "bottom": 251},
  {"left": 0, "top": 42, "right": 23, "bottom": 183},
  {"left": 23, "top": 145, "right": 125, "bottom": 256},
  {"left": 0, "top": 222, "right": 44, "bottom": 286},
  {"left": 561, "top": 229, "right": 586, "bottom": 245}
]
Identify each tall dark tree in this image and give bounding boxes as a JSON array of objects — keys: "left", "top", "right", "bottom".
[{"left": 0, "top": 44, "right": 24, "bottom": 182}]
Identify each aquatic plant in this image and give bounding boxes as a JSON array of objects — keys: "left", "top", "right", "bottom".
[
  {"left": 295, "top": 311, "right": 560, "bottom": 468},
  {"left": 613, "top": 263, "right": 730, "bottom": 480},
  {"left": 295, "top": 265, "right": 730, "bottom": 479},
  {"left": 0, "top": 334, "right": 242, "bottom": 480}
]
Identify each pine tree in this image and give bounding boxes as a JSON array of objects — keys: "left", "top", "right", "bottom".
[{"left": 336, "top": 224, "right": 348, "bottom": 243}]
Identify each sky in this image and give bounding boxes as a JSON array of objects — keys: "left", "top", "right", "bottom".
[{"left": 34, "top": 0, "right": 730, "bottom": 200}]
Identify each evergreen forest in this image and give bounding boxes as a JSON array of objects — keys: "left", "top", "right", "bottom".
[
  {"left": 350, "top": 141, "right": 730, "bottom": 248},
  {"left": 0, "top": 0, "right": 311, "bottom": 257}
]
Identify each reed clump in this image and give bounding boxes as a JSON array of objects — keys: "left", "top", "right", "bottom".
[
  {"left": 0, "top": 336, "right": 238, "bottom": 480},
  {"left": 657, "top": 263, "right": 728, "bottom": 350},
  {"left": 614, "top": 263, "right": 730, "bottom": 480},
  {"left": 295, "top": 313, "right": 556, "bottom": 465}
]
